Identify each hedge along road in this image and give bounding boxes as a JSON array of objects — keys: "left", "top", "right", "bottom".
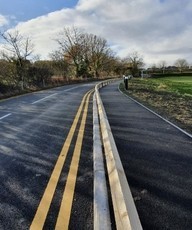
[
  {"left": 0, "top": 83, "right": 96, "bottom": 229},
  {"left": 99, "top": 80, "right": 192, "bottom": 230}
]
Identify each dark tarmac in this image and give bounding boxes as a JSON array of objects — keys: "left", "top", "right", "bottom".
[{"left": 100, "top": 81, "right": 192, "bottom": 230}]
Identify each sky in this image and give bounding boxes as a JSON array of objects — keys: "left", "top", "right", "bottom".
[{"left": 0, "top": 0, "right": 192, "bottom": 67}]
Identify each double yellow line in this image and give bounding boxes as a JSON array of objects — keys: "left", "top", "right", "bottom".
[{"left": 30, "top": 89, "right": 94, "bottom": 230}]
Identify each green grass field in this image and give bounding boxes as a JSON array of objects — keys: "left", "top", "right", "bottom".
[
  {"left": 120, "top": 75, "right": 192, "bottom": 132},
  {"left": 142, "top": 76, "right": 192, "bottom": 96}
]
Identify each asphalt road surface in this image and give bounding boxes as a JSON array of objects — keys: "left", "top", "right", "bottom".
[
  {"left": 100, "top": 81, "right": 192, "bottom": 230},
  {"left": 0, "top": 82, "right": 96, "bottom": 230},
  {"left": 1, "top": 80, "right": 192, "bottom": 230}
]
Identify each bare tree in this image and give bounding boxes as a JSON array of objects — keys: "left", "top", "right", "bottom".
[
  {"left": 55, "top": 27, "right": 113, "bottom": 78},
  {"left": 0, "top": 30, "right": 34, "bottom": 89},
  {"left": 174, "top": 58, "right": 188, "bottom": 73},
  {"left": 49, "top": 50, "right": 69, "bottom": 79},
  {"left": 150, "top": 63, "right": 157, "bottom": 73},
  {"left": 158, "top": 60, "right": 167, "bottom": 74},
  {"left": 55, "top": 27, "right": 87, "bottom": 78},
  {"left": 125, "top": 52, "right": 144, "bottom": 77},
  {"left": 87, "top": 34, "right": 113, "bottom": 78}
]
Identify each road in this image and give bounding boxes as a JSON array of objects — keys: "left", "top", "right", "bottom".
[
  {"left": 1, "top": 80, "right": 192, "bottom": 230},
  {"left": 99, "top": 81, "right": 192, "bottom": 230},
  {"left": 0, "top": 83, "right": 96, "bottom": 229}
]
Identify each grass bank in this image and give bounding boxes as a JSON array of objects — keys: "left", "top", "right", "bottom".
[{"left": 119, "top": 77, "right": 192, "bottom": 133}]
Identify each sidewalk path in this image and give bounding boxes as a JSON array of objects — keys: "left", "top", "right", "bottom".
[{"left": 100, "top": 81, "right": 192, "bottom": 230}]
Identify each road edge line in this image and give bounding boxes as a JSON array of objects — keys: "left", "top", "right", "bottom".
[{"left": 118, "top": 83, "right": 192, "bottom": 139}]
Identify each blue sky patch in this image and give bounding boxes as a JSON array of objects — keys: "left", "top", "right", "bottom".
[{"left": 0, "top": 0, "right": 78, "bottom": 22}]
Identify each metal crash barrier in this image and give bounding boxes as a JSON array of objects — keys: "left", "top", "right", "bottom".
[{"left": 93, "top": 79, "right": 142, "bottom": 230}]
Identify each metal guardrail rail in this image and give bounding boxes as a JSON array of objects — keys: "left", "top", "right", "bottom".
[
  {"left": 93, "top": 80, "right": 142, "bottom": 230},
  {"left": 93, "top": 92, "right": 111, "bottom": 230}
]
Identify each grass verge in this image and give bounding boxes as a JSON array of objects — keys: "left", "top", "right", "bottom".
[{"left": 119, "top": 78, "right": 192, "bottom": 134}]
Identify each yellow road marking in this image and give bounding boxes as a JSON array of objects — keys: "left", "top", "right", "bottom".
[
  {"left": 30, "top": 90, "right": 92, "bottom": 230},
  {"left": 55, "top": 91, "right": 92, "bottom": 230}
]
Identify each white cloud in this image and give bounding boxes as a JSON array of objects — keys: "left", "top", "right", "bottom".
[
  {"left": 0, "top": 15, "right": 9, "bottom": 27},
  {"left": 2, "top": 0, "right": 192, "bottom": 66}
]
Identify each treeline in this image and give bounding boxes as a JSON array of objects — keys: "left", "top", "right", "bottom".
[
  {"left": 149, "top": 72, "right": 192, "bottom": 78},
  {"left": 0, "top": 27, "right": 144, "bottom": 97},
  {"left": 147, "top": 59, "right": 192, "bottom": 75}
]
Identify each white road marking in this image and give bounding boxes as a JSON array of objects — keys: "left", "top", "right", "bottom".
[
  {"left": 119, "top": 85, "right": 192, "bottom": 139},
  {"left": 63, "top": 86, "right": 80, "bottom": 92},
  {"left": 31, "top": 93, "right": 58, "bottom": 104},
  {"left": 0, "top": 113, "right": 12, "bottom": 120},
  {"left": 31, "top": 86, "right": 81, "bottom": 105}
]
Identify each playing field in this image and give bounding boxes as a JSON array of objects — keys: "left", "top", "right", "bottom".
[{"left": 150, "top": 76, "right": 192, "bottom": 96}]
